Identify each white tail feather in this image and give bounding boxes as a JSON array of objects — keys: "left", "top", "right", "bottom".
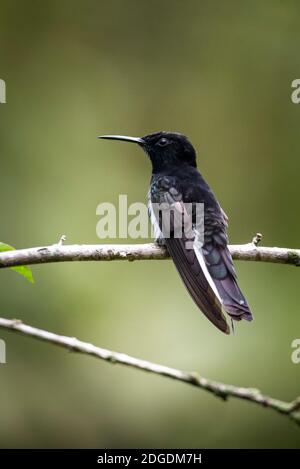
[{"left": 193, "top": 241, "right": 222, "bottom": 302}]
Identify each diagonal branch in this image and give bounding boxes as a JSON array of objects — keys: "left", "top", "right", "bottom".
[
  {"left": 0, "top": 241, "right": 299, "bottom": 268},
  {"left": 0, "top": 316, "right": 299, "bottom": 424}
]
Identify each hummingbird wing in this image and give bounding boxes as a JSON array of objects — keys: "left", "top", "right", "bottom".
[
  {"left": 181, "top": 171, "right": 253, "bottom": 323},
  {"left": 149, "top": 176, "right": 230, "bottom": 334},
  {"left": 202, "top": 207, "right": 252, "bottom": 321}
]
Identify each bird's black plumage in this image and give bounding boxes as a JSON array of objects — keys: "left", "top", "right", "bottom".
[{"left": 99, "top": 131, "right": 253, "bottom": 334}]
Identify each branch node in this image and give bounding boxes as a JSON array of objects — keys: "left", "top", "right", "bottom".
[
  {"left": 56, "top": 235, "right": 67, "bottom": 246},
  {"left": 289, "top": 396, "right": 300, "bottom": 413},
  {"left": 108, "top": 355, "right": 117, "bottom": 364},
  {"left": 252, "top": 232, "right": 263, "bottom": 246},
  {"left": 11, "top": 319, "right": 23, "bottom": 326}
]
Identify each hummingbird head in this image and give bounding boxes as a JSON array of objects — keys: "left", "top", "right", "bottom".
[{"left": 99, "top": 131, "right": 197, "bottom": 173}]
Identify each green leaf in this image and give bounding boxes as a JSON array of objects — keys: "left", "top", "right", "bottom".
[{"left": 0, "top": 242, "right": 34, "bottom": 284}]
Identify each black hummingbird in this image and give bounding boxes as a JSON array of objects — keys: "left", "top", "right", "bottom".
[{"left": 99, "top": 132, "right": 252, "bottom": 334}]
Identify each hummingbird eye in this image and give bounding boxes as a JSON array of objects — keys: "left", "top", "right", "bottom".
[{"left": 157, "top": 137, "right": 169, "bottom": 147}]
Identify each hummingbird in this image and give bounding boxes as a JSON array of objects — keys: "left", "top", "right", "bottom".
[{"left": 99, "top": 132, "right": 252, "bottom": 334}]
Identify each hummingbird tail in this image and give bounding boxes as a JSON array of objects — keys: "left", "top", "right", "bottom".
[{"left": 213, "top": 275, "right": 253, "bottom": 322}]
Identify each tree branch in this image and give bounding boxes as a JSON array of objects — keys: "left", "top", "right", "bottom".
[
  {"left": 0, "top": 240, "right": 299, "bottom": 268},
  {"left": 0, "top": 316, "right": 299, "bottom": 424},
  {"left": 1, "top": 236, "right": 299, "bottom": 424}
]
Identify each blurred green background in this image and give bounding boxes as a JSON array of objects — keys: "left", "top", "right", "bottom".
[{"left": 0, "top": 0, "right": 299, "bottom": 448}]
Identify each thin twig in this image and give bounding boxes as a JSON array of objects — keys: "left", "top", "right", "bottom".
[
  {"left": 0, "top": 241, "right": 299, "bottom": 268},
  {"left": 0, "top": 316, "right": 299, "bottom": 424}
]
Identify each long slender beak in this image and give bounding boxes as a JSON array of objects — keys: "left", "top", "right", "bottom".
[{"left": 98, "top": 135, "right": 144, "bottom": 145}]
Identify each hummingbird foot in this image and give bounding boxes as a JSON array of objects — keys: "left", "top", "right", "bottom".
[{"left": 155, "top": 236, "right": 167, "bottom": 247}]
